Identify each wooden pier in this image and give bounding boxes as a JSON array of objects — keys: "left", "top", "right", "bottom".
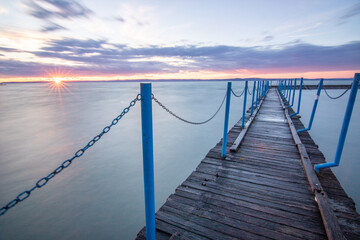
[{"left": 136, "top": 88, "right": 360, "bottom": 240}]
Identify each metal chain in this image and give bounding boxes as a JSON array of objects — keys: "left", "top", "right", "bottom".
[
  {"left": 0, "top": 94, "right": 142, "bottom": 217},
  {"left": 247, "top": 87, "right": 252, "bottom": 95},
  {"left": 231, "top": 88, "right": 245, "bottom": 98},
  {"left": 152, "top": 92, "right": 227, "bottom": 125},
  {"left": 323, "top": 84, "right": 352, "bottom": 100}
]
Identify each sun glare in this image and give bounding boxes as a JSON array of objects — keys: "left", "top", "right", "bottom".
[{"left": 53, "top": 77, "right": 62, "bottom": 84}]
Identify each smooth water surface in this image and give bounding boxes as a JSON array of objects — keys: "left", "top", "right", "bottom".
[
  {"left": 0, "top": 80, "right": 358, "bottom": 239},
  {"left": 0, "top": 81, "right": 250, "bottom": 239}
]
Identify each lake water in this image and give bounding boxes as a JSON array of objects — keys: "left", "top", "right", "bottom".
[{"left": 0, "top": 80, "right": 358, "bottom": 239}]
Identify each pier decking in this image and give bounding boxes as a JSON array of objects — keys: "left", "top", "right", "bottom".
[{"left": 136, "top": 88, "right": 360, "bottom": 240}]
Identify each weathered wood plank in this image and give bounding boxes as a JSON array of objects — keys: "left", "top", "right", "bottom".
[{"left": 136, "top": 88, "right": 358, "bottom": 240}]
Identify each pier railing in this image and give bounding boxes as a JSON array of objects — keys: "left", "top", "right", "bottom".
[
  {"left": 278, "top": 73, "right": 360, "bottom": 173},
  {"left": 0, "top": 79, "right": 269, "bottom": 240}
]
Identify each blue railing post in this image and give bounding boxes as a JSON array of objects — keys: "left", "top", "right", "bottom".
[
  {"left": 297, "top": 78, "right": 324, "bottom": 133},
  {"left": 255, "top": 81, "right": 259, "bottom": 107},
  {"left": 285, "top": 79, "right": 293, "bottom": 104},
  {"left": 242, "top": 81, "right": 248, "bottom": 128},
  {"left": 140, "top": 83, "right": 156, "bottom": 240},
  {"left": 290, "top": 77, "right": 303, "bottom": 118},
  {"left": 314, "top": 73, "right": 360, "bottom": 172},
  {"left": 286, "top": 79, "right": 297, "bottom": 109},
  {"left": 250, "top": 81, "right": 256, "bottom": 115},
  {"left": 222, "top": 82, "right": 232, "bottom": 158}
]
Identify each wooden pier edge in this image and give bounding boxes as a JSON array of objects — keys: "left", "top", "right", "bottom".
[
  {"left": 276, "top": 88, "right": 345, "bottom": 240},
  {"left": 230, "top": 91, "right": 267, "bottom": 152},
  {"left": 136, "top": 87, "right": 359, "bottom": 240}
]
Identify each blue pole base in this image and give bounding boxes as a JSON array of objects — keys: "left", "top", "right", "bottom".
[
  {"left": 297, "top": 128, "right": 309, "bottom": 133},
  {"left": 314, "top": 162, "right": 338, "bottom": 173},
  {"left": 290, "top": 112, "right": 298, "bottom": 118},
  {"left": 285, "top": 104, "right": 293, "bottom": 109}
]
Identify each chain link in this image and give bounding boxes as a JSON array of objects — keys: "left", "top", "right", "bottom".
[
  {"left": 152, "top": 92, "right": 227, "bottom": 125},
  {"left": 231, "top": 88, "right": 245, "bottom": 98},
  {"left": 323, "top": 84, "right": 352, "bottom": 100},
  {"left": 0, "top": 94, "right": 141, "bottom": 217}
]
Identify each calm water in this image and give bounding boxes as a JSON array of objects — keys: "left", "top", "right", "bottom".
[{"left": 0, "top": 80, "right": 358, "bottom": 239}]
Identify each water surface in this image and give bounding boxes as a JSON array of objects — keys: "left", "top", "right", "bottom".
[{"left": 0, "top": 80, "right": 358, "bottom": 239}]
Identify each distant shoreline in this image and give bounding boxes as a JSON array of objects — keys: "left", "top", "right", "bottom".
[{"left": 0, "top": 78, "right": 353, "bottom": 84}]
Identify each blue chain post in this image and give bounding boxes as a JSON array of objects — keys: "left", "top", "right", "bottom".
[
  {"left": 222, "top": 82, "right": 232, "bottom": 158},
  {"left": 140, "top": 83, "right": 156, "bottom": 240},
  {"left": 242, "top": 81, "right": 248, "bottom": 128},
  {"left": 281, "top": 80, "right": 286, "bottom": 99},
  {"left": 314, "top": 73, "right": 360, "bottom": 172},
  {"left": 290, "top": 77, "right": 303, "bottom": 118},
  {"left": 255, "top": 81, "right": 259, "bottom": 107},
  {"left": 284, "top": 79, "right": 291, "bottom": 100},
  {"left": 285, "top": 79, "right": 293, "bottom": 104},
  {"left": 250, "top": 81, "right": 256, "bottom": 115},
  {"left": 286, "top": 79, "right": 297, "bottom": 109},
  {"left": 297, "top": 78, "right": 324, "bottom": 133}
]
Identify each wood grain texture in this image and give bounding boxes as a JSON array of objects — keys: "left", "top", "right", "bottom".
[{"left": 136, "top": 87, "right": 359, "bottom": 240}]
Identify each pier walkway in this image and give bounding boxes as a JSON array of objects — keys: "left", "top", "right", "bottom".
[{"left": 137, "top": 88, "right": 360, "bottom": 240}]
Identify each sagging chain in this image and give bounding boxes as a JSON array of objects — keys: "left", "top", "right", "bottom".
[
  {"left": 0, "top": 94, "right": 142, "bottom": 216},
  {"left": 231, "top": 88, "right": 245, "bottom": 98},
  {"left": 152, "top": 92, "right": 227, "bottom": 125},
  {"left": 323, "top": 84, "right": 352, "bottom": 100}
]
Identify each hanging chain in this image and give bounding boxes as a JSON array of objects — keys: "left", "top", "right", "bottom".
[
  {"left": 0, "top": 94, "right": 142, "bottom": 217},
  {"left": 323, "top": 84, "right": 352, "bottom": 100},
  {"left": 231, "top": 88, "right": 245, "bottom": 97},
  {"left": 152, "top": 92, "right": 227, "bottom": 125},
  {"left": 247, "top": 87, "right": 252, "bottom": 95}
]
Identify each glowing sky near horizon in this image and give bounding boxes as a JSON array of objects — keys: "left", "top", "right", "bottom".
[{"left": 0, "top": 0, "right": 359, "bottom": 81}]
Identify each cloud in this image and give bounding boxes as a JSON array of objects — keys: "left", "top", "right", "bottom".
[
  {"left": 1, "top": 38, "right": 359, "bottom": 77},
  {"left": 262, "top": 35, "right": 274, "bottom": 42},
  {"left": 41, "top": 22, "right": 67, "bottom": 32},
  {"left": 338, "top": 3, "right": 360, "bottom": 24},
  {"left": 26, "top": 0, "right": 93, "bottom": 20},
  {"left": 115, "top": 16, "right": 125, "bottom": 22},
  {"left": 0, "top": 6, "right": 8, "bottom": 15}
]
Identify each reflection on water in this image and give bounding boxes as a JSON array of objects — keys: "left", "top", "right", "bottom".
[{"left": 0, "top": 80, "right": 358, "bottom": 239}]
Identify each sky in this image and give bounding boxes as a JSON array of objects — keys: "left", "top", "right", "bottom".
[{"left": 0, "top": 0, "right": 359, "bottom": 82}]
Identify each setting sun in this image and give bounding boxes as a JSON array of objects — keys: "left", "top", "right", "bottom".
[{"left": 53, "top": 77, "right": 62, "bottom": 84}]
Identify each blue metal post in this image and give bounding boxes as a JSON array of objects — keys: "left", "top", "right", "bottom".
[
  {"left": 250, "top": 81, "right": 256, "bottom": 115},
  {"left": 290, "top": 77, "right": 303, "bottom": 118},
  {"left": 285, "top": 79, "right": 293, "bottom": 104},
  {"left": 222, "top": 82, "right": 232, "bottom": 158},
  {"left": 281, "top": 80, "right": 286, "bottom": 99},
  {"left": 297, "top": 79, "right": 324, "bottom": 133},
  {"left": 286, "top": 79, "right": 297, "bottom": 109},
  {"left": 284, "top": 79, "right": 290, "bottom": 100},
  {"left": 255, "top": 81, "right": 259, "bottom": 107},
  {"left": 314, "top": 74, "right": 360, "bottom": 172},
  {"left": 242, "top": 81, "right": 248, "bottom": 128},
  {"left": 140, "top": 83, "right": 155, "bottom": 240}
]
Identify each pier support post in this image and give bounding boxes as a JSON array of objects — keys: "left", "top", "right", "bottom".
[
  {"left": 290, "top": 77, "right": 303, "bottom": 118},
  {"left": 250, "top": 81, "right": 256, "bottom": 115},
  {"left": 314, "top": 73, "right": 360, "bottom": 172},
  {"left": 140, "top": 83, "right": 156, "bottom": 240},
  {"left": 285, "top": 79, "right": 292, "bottom": 104},
  {"left": 222, "top": 82, "right": 232, "bottom": 158},
  {"left": 242, "top": 81, "right": 248, "bottom": 128},
  {"left": 298, "top": 78, "right": 324, "bottom": 133}
]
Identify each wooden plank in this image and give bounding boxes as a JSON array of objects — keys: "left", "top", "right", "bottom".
[
  {"left": 137, "top": 88, "right": 359, "bottom": 240},
  {"left": 230, "top": 97, "right": 265, "bottom": 151},
  {"left": 277, "top": 88, "right": 346, "bottom": 240}
]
